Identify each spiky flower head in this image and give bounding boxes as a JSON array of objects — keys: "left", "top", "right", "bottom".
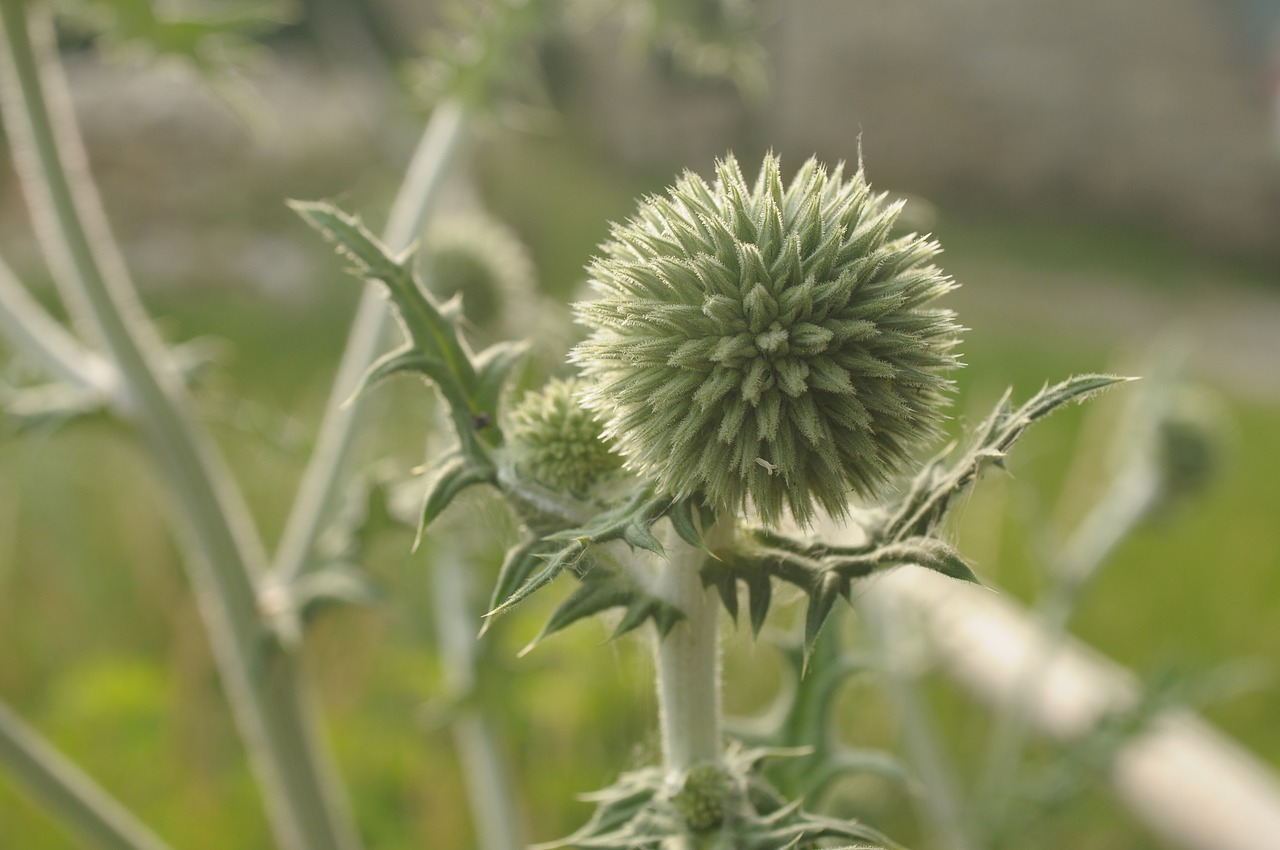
[
  {"left": 507, "top": 377, "right": 623, "bottom": 496},
  {"left": 572, "top": 154, "right": 962, "bottom": 526}
]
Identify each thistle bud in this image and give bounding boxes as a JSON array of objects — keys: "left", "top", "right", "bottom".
[
  {"left": 422, "top": 213, "right": 537, "bottom": 334},
  {"left": 507, "top": 377, "right": 622, "bottom": 496},
  {"left": 572, "top": 154, "right": 962, "bottom": 525}
]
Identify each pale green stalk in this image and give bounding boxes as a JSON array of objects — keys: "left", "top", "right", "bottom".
[
  {"left": 859, "top": 596, "right": 975, "bottom": 850},
  {"left": 0, "top": 252, "right": 116, "bottom": 397},
  {"left": 431, "top": 546, "right": 527, "bottom": 850},
  {"left": 0, "top": 700, "right": 172, "bottom": 850},
  {"left": 270, "top": 99, "right": 468, "bottom": 585},
  {"left": 653, "top": 521, "right": 730, "bottom": 772},
  {"left": 0, "top": 5, "right": 360, "bottom": 849},
  {"left": 977, "top": 451, "right": 1159, "bottom": 833}
]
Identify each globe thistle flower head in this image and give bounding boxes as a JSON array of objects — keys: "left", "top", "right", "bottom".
[
  {"left": 508, "top": 377, "right": 623, "bottom": 496},
  {"left": 571, "top": 153, "right": 963, "bottom": 526}
]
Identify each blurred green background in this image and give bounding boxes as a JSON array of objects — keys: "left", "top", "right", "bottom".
[{"left": 1, "top": 1, "right": 1278, "bottom": 847}]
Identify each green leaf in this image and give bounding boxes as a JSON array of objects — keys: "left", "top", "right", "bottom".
[
  {"left": 484, "top": 539, "right": 588, "bottom": 624},
  {"left": 883, "top": 374, "right": 1132, "bottom": 541},
  {"left": 472, "top": 340, "right": 528, "bottom": 428},
  {"left": 352, "top": 347, "right": 449, "bottom": 401},
  {"left": 417, "top": 449, "right": 496, "bottom": 534},
  {"left": 523, "top": 567, "right": 685, "bottom": 654}
]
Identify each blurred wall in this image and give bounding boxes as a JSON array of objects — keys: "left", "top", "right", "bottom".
[{"left": 574, "top": 0, "right": 1280, "bottom": 259}]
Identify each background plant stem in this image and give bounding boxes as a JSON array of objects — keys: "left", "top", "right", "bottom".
[
  {"left": 0, "top": 700, "right": 173, "bottom": 850},
  {"left": 432, "top": 546, "right": 527, "bottom": 850},
  {"left": 0, "top": 5, "right": 361, "bottom": 848},
  {"left": 0, "top": 251, "right": 116, "bottom": 396}
]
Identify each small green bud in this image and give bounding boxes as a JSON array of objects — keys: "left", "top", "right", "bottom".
[
  {"left": 422, "top": 213, "right": 537, "bottom": 334},
  {"left": 1151, "top": 387, "right": 1226, "bottom": 512},
  {"left": 572, "top": 153, "right": 962, "bottom": 526},
  {"left": 669, "top": 763, "right": 735, "bottom": 832},
  {"left": 507, "top": 377, "right": 622, "bottom": 495}
]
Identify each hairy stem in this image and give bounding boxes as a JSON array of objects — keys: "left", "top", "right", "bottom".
[
  {"left": 0, "top": 6, "right": 360, "bottom": 849},
  {"left": 654, "top": 520, "right": 731, "bottom": 773},
  {"left": 271, "top": 100, "right": 468, "bottom": 585},
  {"left": 0, "top": 700, "right": 173, "bottom": 850}
]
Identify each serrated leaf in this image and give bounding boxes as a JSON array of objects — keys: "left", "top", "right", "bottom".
[
  {"left": 803, "top": 575, "right": 843, "bottom": 663},
  {"left": 291, "top": 201, "right": 408, "bottom": 282},
  {"left": 417, "top": 450, "right": 496, "bottom": 534},
  {"left": 748, "top": 572, "right": 773, "bottom": 637},
  {"left": 667, "top": 497, "right": 707, "bottom": 551},
  {"left": 485, "top": 539, "right": 587, "bottom": 623},
  {"left": 353, "top": 347, "right": 449, "bottom": 400},
  {"left": 472, "top": 339, "right": 528, "bottom": 424},
  {"left": 882, "top": 374, "right": 1132, "bottom": 542},
  {"left": 488, "top": 535, "right": 557, "bottom": 617},
  {"left": 623, "top": 520, "right": 665, "bottom": 556}
]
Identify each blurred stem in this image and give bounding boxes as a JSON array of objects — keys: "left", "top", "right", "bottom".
[
  {"left": 431, "top": 546, "right": 528, "bottom": 850},
  {"left": 270, "top": 99, "right": 468, "bottom": 585},
  {"left": 976, "top": 452, "right": 1159, "bottom": 835},
  {"left": 0, "top": 5, "right": 361, "bottom": 850},
  {"left": 654, "top": 520, "right": 730, "bottom": 773},
  {"left": 0, "top": 700, "right": 173, "bottom": 850},
  {"left": 859, "top": 596, "right": 975, "bottom": 850},
  {"left": 0, "top": 252, "right": 117, "bottom": 397}
]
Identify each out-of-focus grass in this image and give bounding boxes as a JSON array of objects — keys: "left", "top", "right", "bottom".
[{"left": 1, "top": 135, "right": 1277, "bottom": 849}]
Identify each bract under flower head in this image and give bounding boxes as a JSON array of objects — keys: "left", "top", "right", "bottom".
[{"left": 572, "top": 154, "right": 962, "bottom": 526}]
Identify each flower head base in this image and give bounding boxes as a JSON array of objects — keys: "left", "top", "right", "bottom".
[
  {"left": 572, "top": 154, "right": 962, "bottom": 526},
  {"left": 508, "top": 377, "right": 623, "bottom": 496}
]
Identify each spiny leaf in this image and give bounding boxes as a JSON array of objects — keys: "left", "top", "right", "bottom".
[
  {"left": 417, "top": 449, "right": 496, "bottom": 533},
  {"left": 748, "top": 572, "right": 773, "bottom": 636},
  {"left": 524, "top": 567, "right": 686, "bottom": 654},
  {"left": 290, "top": 200, "right": 408, "bottom": 282},
  {"left": 667, "top": 497, "right": 708, "bottom": 551},
  {"left": 352, "top": 348, "right": 449, "bottom": 400},
  {"left": 484, "top": 540, "right": 588, "bottom": 623},
  {"left": 883, "top": 374, "right": 1131, "bottom": 541},
  {"left": 488, "top": 535, "right": 559, "bottom": 619},
  {"left": 803, "top": 574, "right": 844, "bottom": 662},
  {"left": 472, "top": 340, "right": 528, "bottom": 424}
]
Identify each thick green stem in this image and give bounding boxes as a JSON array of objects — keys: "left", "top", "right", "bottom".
[
  {"left": 0, "top": 6, "right": 360, "bottom": 849},
  {"left": 654, "top": 521, "right": 729, "bottom": 773},
  {"left": 0, "top": 700, "right": 173, "bottom": 850}
]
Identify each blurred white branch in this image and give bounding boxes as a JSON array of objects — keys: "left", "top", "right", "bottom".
[{"left": 863, "top": 564, "right": 1280, "bottom": 850}]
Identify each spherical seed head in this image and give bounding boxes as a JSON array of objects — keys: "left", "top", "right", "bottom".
[
  {"left": 507, "top": 377, "right": 623, "bottom": 496},
  {"left": 422, "top": 213, "right": 537, "bottom": 333},
  {"left": 572, "top": 154, "right": 963, "bottom": 526}
]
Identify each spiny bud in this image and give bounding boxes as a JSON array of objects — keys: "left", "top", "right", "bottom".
[
  {"left": 422, "top": 213, "right": 537, "bottom": 334},
  {"left": 669, "top": 763, "right": 736, "bottom": 832},
  {"left": 507, "top": 377, "right": 623, "bottom": 496},
  {"left": 572, "top": 153, "right": 962, "bottom": 526}
]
